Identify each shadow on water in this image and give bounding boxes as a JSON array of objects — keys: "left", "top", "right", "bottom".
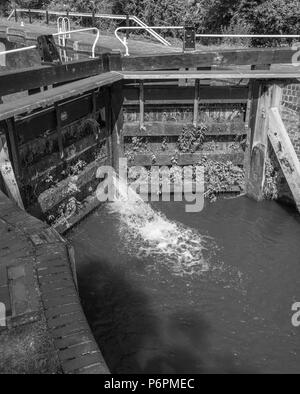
[{"left": 78, "top": 258, "right": 257, "bottom": 374}]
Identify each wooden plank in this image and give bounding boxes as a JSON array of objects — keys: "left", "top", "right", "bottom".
[
  {"left": 139, "top": 81, "right": 144, "bottom": 129},
  {"left": 122, "top": 48, "right": 298, "bottom": 71},
  {"left": 193, "top": 80, "right": 200, "bottom": 127},
  {"left": 15, "top": 92, "right": 105, "bottom": 145},
  {"left": 268, "top": 107, "right": 300, "bottom": 212},
  {"left": 0, "top": 58, "right": 104, "bottom": 97},
  {"left": 128, "top": 152, "right": 244, "bottom": 166},
  {"left": 0, "top": 132, "right": 24, "bottom": 210},
  {"left": 123, "top": 121, "right": 247, "bottom": 137},
  {"left": 246, "top": 82, "right": 271, "bottom": 201},
  {"left": 123, "top": 85, "right": 249, "bottom": 104},
  {"left": 117, "top": 69, "right": 300, "bottom": 80},
  {"left": 6, "top": 118, "right": 21, "bottom": 180},
  {"left": 0, "top": 72, "right": 123, "bottom": 122},
  {"left": 55, "top": 103, "right": 64, "bottom": 160},
  {"left": 111, "top": 81, "right": 124, "bottom": 170}
]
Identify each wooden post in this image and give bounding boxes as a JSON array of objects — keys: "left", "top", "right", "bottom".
[
  {"left": 55, "top": 104, "right": 64, "bottom": 159},
  {"left": 270, "top": 83, "right": 282, "bottom": 108},
  {"left": 104, "top": 87, "right": 113, "bottom": 166},
  {"left": 139, "top": 81, "right": 144, "bottom": 130},
  {"left": 46, "top": 10, "right": 49, "bottom": 25},
  {"left": 0, "top": 131, "right": 24, "bottom": 210},
  {"left": 246, "top": 81, "right": 271, "bottom": 201},
  {"left": 193, "top": 79, "right": 199, "bottom": 127},
  {"left": 6, "top": 118, "right": 21, "bottom": 182},
  {"left": 243, "top": 81, "right": 254, "bottom": 179},
  {"left": 28, "top": 9, "right": 32, "bottom": 24},
  {"left": 268, "top": 106, "right": 300, "bottom": 212},
  {"left": 92, "top": 10, "right": 95, "bottom": 27},
  {"left": 111, "top": 81, "right": 124, "bottom": 171},
  {"left": 92, "top": 90, "right": 97, "bottom": 120},
  {"left": 126, "top": 15, "right": 130, "bottom": 40},
  {"left": 14, "top": 8, "right": 18, "bottom": 23}
]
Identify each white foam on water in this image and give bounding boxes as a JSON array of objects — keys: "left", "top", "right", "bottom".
[{"left": 106, "top": 175, "right": 219, "bottom": 276}]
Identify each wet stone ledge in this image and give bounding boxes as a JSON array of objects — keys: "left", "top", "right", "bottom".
[{"left": 0, "top": 190, "right": 109, "bottom": 374}]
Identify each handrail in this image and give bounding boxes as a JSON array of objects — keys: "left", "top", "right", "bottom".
[
  {"left": 53, "top": 28, "right": 100, "bottom": 58},
  {"left": 57, "top": 17, "right": 71, "bottom": 47},
  {"left": 115, "top": 26, "right": 183, "bottom": 56},
  {"left": 8, "top": 8, "right": 169, "bottom": 47},
  {"left": 0, "top": 45, "right": 37, "bottom": 56},
  {"left": 130, "top": 16, "right": 171, "bottom": 47},
  {"left": 0, "top": 28, "right": 100, "bottom": 58},
  {"left": 195, "top": 34, "right": 300, "bottom": 38}
]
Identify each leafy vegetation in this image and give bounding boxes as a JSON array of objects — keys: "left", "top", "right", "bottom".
[
  {"left": 196, "top": 157, "right": 245, "bottom": 201},
  {"left": 177, "top": 124, "right": 207, "bottom": 153},
  {"left": 3, "top": 0, "right": 299, "bottom": 46}
]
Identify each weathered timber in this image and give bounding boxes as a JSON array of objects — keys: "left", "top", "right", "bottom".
[
  {"left": 104, "top": 87, "right": 113, "bottom": 165},
  {"left": 0, "top": 133, "right": 24, "bottom": 209},
  {"left": 0, "top": 72, "right": 123, "bottom": 122},
  {"left": 15, "top": 92, "right": 106, "bottom": 145},
  {"left": 0, "top": 58, "right": 105, "bottom": 97},
  {"left": 246, "top": 82, "right": 271, "bottom": 201},
  {"left": 193, "top": 80, "right": 200, "bottom": 127},
  {"left": 111, "top": 81, "right": 124, "bottom": 170},
  {"left": 268, "top": 107, "right": 300, "bottom": 212},
  {"left": 35, "top": 157, "right": 106, "bottom": 214},
  {"left": 116, "top": 69, "right": 300, "bottom": 80},
  {"left": 122, "top": 48, "right": 298, "bottom": 71},
  {"left": 139, "top": 82, "right": 144, "bottom": 129},
  {"left": 128, "top": 152, "right": 244, "bottom": 167},
  {"left": 123, "top": 121, "right": 247, "bottom": 137},
  {"left": 123, "top": 85, "right": 248, "bottom": 105},
  {"left": 5, "top": 118, "right": 21, "bottom": 181}
]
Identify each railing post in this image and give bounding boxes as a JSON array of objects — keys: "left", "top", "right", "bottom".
[
  {"left": 126, "top": 15, "right": 130, "bottom": 40},
  {"left": 183, "top": 22, "right": 196, "bottom": 52},
  {"left": 28, "top": 9, "right": 32, "bottom": 24},
  {"left": 92, "top": 9, "right": 95, "bottom": 27},
  {"left": 14, "top": 8, "right": 18, "bottom": 23},
  {"left": 46, "top": 10, "right": 49, "bottom": 25}
]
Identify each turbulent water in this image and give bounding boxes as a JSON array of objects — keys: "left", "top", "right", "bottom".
[
  {"left": 108, "top": 175, "right": 225, "bottom": 277},
  {"left": 70, "top": 180, "right": 300, "bottom": 374}
]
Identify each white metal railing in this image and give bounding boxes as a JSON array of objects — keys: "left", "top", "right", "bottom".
[
  {"left": 8, "top": 8, "right": 169, "bottom": 47},
  {"left": 195, "top": 34, "right": 300, "bottom": 38},
  {"left": 0, "top": 27, "right": 100, "bottom": 58},
  {"left": 54, "top": 28, "right": 100, "bottom": 58},
  {"left": 115, "top": 26, "right": 184, "bottom": 56},
  {"left": 57, "top": 16, "right": 71, "bottom": 47},
  {"left": 0, "top": 45, "right": 37, "bottom": 56}
]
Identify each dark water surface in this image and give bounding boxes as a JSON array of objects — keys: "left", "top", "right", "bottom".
[{"left": 69, "top": 197, "right": 300, "bottom": 374}]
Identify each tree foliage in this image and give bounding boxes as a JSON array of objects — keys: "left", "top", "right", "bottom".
[{"left": 4, "top": 0, "right": 300, "bottom": 45}]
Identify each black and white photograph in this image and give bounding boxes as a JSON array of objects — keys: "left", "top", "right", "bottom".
[{"left": 0, "top": 0, "right": 300, "bottom": 378}]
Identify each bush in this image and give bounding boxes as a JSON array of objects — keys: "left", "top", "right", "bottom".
[{"left": 221, "top": 19, "right": 253, "bottom": 47}]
